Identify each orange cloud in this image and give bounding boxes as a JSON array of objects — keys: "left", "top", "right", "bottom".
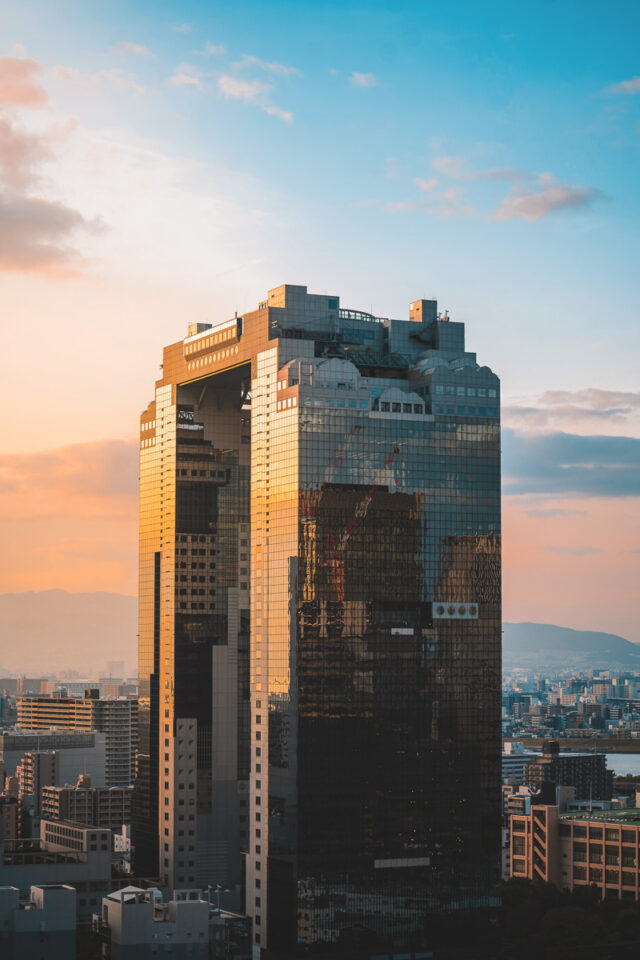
[
  {"left": 0, "top": 439, "right": 138, "bottom": 517},
  {"left": 0, "top": 191, "right": 103, "bottom": 275},
  {"left": 0, "top": 56, "right": 48, "bottom": 108},
  {"left": 0, "top": 439, "right": 138, "bottom": 594},
  {"left": 0, "top": 117, "right": 53, "bottom": 189}
]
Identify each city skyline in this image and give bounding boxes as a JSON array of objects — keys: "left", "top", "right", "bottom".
[{"left": 0, "top": 0, "right": 639, "bottom": 645}]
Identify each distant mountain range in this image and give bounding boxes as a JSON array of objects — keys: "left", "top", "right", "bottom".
[
  {"left": 0, "top": 590, "right": 137, "bottom": 676},
  {"left": 503, "top": 622, "right": 640, "bottom": 671},
  {"left": 0, "top": 591, "right": 637, "bottom": 676}
]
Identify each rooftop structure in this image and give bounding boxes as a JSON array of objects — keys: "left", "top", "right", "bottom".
[{"left": 94, "top": 885, "right": 211, "bottom": 959}]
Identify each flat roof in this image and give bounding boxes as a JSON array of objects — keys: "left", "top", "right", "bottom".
[{"left": 561, "top": 808, "right": 640, "bottom": 825}]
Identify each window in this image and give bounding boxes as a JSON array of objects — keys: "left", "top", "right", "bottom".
[{"left": 574, "top": 844, "right": 587, "bottom": 862}]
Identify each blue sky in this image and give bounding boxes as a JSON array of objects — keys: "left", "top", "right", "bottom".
[
  {"left": 5, "top": 0, "right": 635, "bottom": 391},
  {"left": 0, "top": 0, "right": 638, "bottom": 637}
]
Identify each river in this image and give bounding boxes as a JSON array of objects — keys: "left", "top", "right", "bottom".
[{"left": 606, "top": 753, "right": 640, "bottom": 777}]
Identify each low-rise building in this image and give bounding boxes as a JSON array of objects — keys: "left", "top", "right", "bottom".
[
  {"left": 17, "top": 692, "right": 138, "bottom": 787},
  {"left": 0, "top": 729, "right": 107, "bottom": 786},
  {"left": 510, "top": 805, "right": 640, "bottom": 900},
  {"left": 41, "top": 775, "right": 132, "bottom": 832},
  {"left": 525, "top": 743, "right": 612, "bottom": 799},
  {"left": 0, "top": 819, "right": 111, "bottom": 919},
  {"left": 0, "top": 884, "right": 76, "bottom": 959},
  {"left": 94, "top": 886, "right": 211, "bottom": 958}
]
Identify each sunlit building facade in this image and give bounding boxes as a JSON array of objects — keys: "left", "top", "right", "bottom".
[{"left": 134, "top": 285, "right": 501, "bottom": 955}]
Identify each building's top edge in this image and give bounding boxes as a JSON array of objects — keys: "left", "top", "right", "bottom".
[
  {"left": 184, "top": 317, "right": 238, "bottom": 344},
  {"left": 560, "top": 809, "right": 640, "bottom": 822}
]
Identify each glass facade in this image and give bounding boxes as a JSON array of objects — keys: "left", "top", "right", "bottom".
[{"left": 135, "top": 287, "right": 501, "bottom": 957}]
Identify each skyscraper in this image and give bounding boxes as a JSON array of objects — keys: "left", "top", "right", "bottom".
[{"left": 134, "top": 285, "right": 501, "bottom": 955}]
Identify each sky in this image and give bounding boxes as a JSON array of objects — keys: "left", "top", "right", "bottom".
[{"left": 0, "top": 0, "right": 639, "bottom": 640}]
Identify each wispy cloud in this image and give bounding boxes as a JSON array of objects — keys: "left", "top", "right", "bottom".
[
  {"left": 0, "top": 58, "right": 102, "bottom": 275},
  {"left": 112, "top": 42, "right": 153, "bottom": 57},
  {"left": 605, "top": 75, "right": 640, "bottom": 95},
  {"left": 0, "top": 56, "right": 48, "bottom": 108},
  {"left": 350, "top": 72, "right": 378, "bottom": 87},
  {"left": 525, "top": 508, "right": 587, "bottom": 519},
  {"left": 218, "top": 74, "right": 292, "bottom": 123},
  {"left": 0, "top": 440, "right": 137, "bottom": 508},
  {"left": 435, "top": 186, "right": 474, "bottom": 217},
  {"left": 56, "top": 65, "right": 146, "bottom": 95},
  {"left": 414, "top": 177, "right": 439, "bottom": 192},
  {"left": 429, "top": 155, "right": 602, "bottom": 222},
  {"left": 218, "top": 75, "right": 268, "bottom": 101},
  {"left": 432, "top": 155, "right": 529, "bottom": 182},
  {"left": 0, "top": 116, "right": 53, "bottom": 189},
  {"left": 493, "top": 174, "right": 601, "bottom": 222},
  {"left": 385, "top": 184, "right": 474, "bottom": 218},
  {"left": 545, "top": 545, "right": 603, "bottom": 556},
  {"left": 503, "top": 388, "right": 640, "bottom": 435},
  {"left": 168, "top": 70, "right": 204, "bottom": 90},
  {"left": 195, "top": 43, "right": 226, "bottom": 57},
  {"left": 263, "top": 104, "right": 293, "bottom": 123},
  {"left": 233, "top": 54, "right": 300, "bottom": 77},
  {"left": 173, "top": 23, "right": 194, "bottom": 34},
  {"left": 0, "top": 191, "right": 103, "bottom": 275},
  {"left": 502, "top": 428, "right": 640, "bottom": 498},
  {"left": 0, "top": 440, "right": 138, "bottom": 594}
]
